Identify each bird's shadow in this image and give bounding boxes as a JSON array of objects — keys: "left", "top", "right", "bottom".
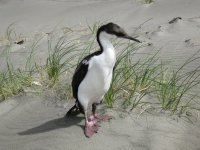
[{"left": 18, "top": 113, "right": 84, "bottom": 135}]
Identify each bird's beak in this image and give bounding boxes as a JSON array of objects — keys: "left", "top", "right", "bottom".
[{"left": 123, "top": 35, "right": 141, "bottom": 43}]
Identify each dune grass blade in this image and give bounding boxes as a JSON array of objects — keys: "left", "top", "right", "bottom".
[
  {"left": 77, "top": 38, "right": 96, "bottom": 64},
  {"left": 105, "top": 42, "right": 160, "bottom": 109},
  {"left": 105, "top": 39, "right": 200, "bottom": 115},
  {"left": 4, "top": 23, "right": 24, "bottom": 45},
  {"left": 87, "top": 21, "right": 104, "bottom": 35},
  {"left": 46, "top": 36, "right": 77, "bottom": 86},
  {"left": 25, "top": 34, "right": 44, "bottom": 73},
  {"left": 154, "top": 52, "right": 200, "bottom": 114},
  {"left": 0, "top": 47, "right": 32, "bottom": 100},
  {"left": 1, "top": 23, "right": 200, "bottom": 119},
  {"left": 5, "top": 24, "right": 17, "bottom": 42}
]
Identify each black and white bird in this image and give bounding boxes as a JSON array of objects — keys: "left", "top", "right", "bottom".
[{"left": 66, "top": 22, "right": 141, "bottom": 137}]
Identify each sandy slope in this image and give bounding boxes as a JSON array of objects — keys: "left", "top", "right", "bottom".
[
  {"left": 0, "top": 0, "right": 200, "bottom": 149},
  {"left": 0, "top": 94, "right": 200, "bottom": 150}
]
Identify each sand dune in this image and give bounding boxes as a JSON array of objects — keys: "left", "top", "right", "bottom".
[
  {"left": 0, "top": 94, "right": 200, "bottom": 150},
  {"left": 0, "top": 0, "right": 200, "bottom": 149}
]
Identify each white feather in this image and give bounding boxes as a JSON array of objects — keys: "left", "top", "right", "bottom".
[{"left": 78, "top": 32, "right": 116, "bottom": 111}]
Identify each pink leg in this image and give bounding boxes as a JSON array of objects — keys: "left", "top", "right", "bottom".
[
  {"left": 92, "top": 103, "right": 113, "bottom": 122},
  {"left": 89, "top": 116, "right": 100, "bottom": 130},
  {"left": 85, "top": 116, "right": 100, "bottom": 137},
  {"left": 94, "top": 114, "right": 113, "bottom": 122},
  {"left": 85, "top": 120, "right": 95, "bottom": 138},
  {"left": 85, "top": 114, "right": 112, "bottom": 137}
]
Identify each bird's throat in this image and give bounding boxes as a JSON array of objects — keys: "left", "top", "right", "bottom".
[{"left": 98, "top": 32, "right": 116, "bottom": 65}]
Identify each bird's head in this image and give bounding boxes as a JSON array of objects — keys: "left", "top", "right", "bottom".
[{"left": 97, "top": 22, "right": 141, "bottom": 43}]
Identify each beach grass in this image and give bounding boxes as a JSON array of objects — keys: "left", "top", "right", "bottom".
[
  {"left": 87, "top": 21, "right": 104, "bottom": 35},
  {"left": 105, "top": 41, "right": 200, "bottom": 115},
  {"left": 105, "top": 42, "right": 159, "bottom": 109},
  {"left": 154, "top": 51, "right": 200, "bottom": 114},
  {"left": 0, "top": 67, "right": 32, "bottom": 101},
  {"left": 46, "top": 35, "right": 77, "bottom": 86},
  {"left": 0, "top": 23, "right": 200, "bottom": 117},
  {"left": 0, "top": 46, "right": 32, "bottom": 101},
  {"left": 5, "top": 23, "right": 21, "bottom": 42}
]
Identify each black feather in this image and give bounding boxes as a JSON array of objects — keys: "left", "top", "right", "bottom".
[
  {"left": 66, "top": 50, "right": 102, "bottom": 115},
  {"left": 66, "top": 22, "right": 140, "bottom": 116}
]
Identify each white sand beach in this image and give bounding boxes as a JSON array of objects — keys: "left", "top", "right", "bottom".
[{"left": 0, "top": 0, "right": 200, "bottom": 149}]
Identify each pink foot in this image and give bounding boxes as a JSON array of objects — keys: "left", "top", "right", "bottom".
[
  {"left": 94, "top": 114, "right": 113, "bottom": 122},
  {"left": 85, "top": 120, "right": 99, "bottom": 138},
  {"left": 89, "top": 116, "right": 100, "bottom": 132}
]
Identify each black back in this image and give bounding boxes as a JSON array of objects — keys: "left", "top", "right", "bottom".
[
  {"left": 67, "top": 51, "right": 102, "bottom": 114},
  {"left": 72, "top": 51, "right": 102, "bottom": 99},
  {"left": 72, "top": 22, "right": 127, "bottom": 96}
]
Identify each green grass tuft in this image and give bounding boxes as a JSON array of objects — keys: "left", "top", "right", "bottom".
[
  {"left": 154, "top": 52, "right": 200, "bottom": 114},
  {"left": 1, "top": 23, "right": 200, "bottom": 119},
  {"left": 105, "top": 43, "right": 159, "bottom": 109},
  {"left": 105, "top": 41, "right": 200, "bottom": 115},
  {"left": 0, "top": 51, "right": 32, "bottom": 101},
  {"left": 46, "top": 35, "right": 77, "bottom": 86}
]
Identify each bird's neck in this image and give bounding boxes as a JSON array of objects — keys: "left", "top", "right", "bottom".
[
  {"left": 97, "top": 32, "right": 116, "bottom": 66},
  {"left": 98, "top": 32, "right": 115, "bottom": 54}
]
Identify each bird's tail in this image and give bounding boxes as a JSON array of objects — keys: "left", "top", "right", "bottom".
[
  {"left": 65, "top": 101, "right": 84, "bottom": 117},
  {"left": 65, "top": 104, "right": 77, "bottom": 117}
]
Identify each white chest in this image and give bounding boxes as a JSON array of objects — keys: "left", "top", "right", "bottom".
[
  {"left": 78, "top": 47, "right": 116, "bottom": 103},
  {"left": 88, "top": 46, "right": 116, "bottom": 90},
  {"left": 78, "top": 31, "right": 116, "bottom": 105}
]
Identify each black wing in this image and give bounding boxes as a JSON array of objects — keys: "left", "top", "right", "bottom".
[
  {"left": 71, "top": 50, "right": 102, "bottom": 100},
  {"left": 66, "top": 50, "right": 102, "bottom": 116},
  {"left": 71, "top": 59, "right": 89, "bottom": 100}
]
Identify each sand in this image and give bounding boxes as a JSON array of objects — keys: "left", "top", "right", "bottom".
[
  {"left": 0, "top": 0, "right": 200, "bottom": 149},
  {"left": 0, "top": 93, "right": 200, "bottom": 150}
]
